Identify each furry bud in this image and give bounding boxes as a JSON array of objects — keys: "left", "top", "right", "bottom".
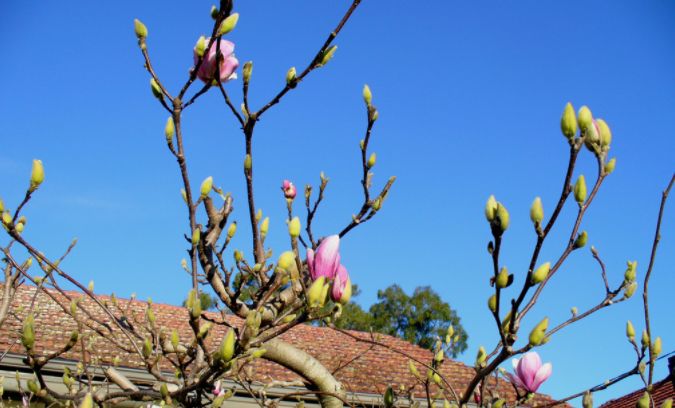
[
  {"left": 560, "top": 102, "right": 578, "bottom": 139},
  {"left": 574, "top": 175, "right": 587, "bottom": 205},
  {"left": 528, "top": 317, "right": 549, "bottom": 346},
  {"left": 531, "top": 262, "right": 550, "bottom": 285}
]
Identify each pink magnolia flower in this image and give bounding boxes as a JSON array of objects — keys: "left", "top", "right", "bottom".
[
  {"left": 213, "top": 380, "right": 225, "bottom": 397},
  {"left": 306, "top": 235, "right": 340, "bottom": 280},
  {"left": 193, "top": 39, "right": 239, "bottom": 84},
  {"left": 331, "top": 264, "right": 352, "bottom": 304},
  {"left": 506, "top": 352, "right": 552, "bottom": 393},
  {"left": 282, "top": 180, "right": 297, "bottom": 199}
]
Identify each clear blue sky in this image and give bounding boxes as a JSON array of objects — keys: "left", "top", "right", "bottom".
[{"left": 1, "top": 1, "right": 674, "bottom": 405}]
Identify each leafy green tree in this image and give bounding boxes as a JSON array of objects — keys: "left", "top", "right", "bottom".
[{"left": 335, "top": 284, "right": 468, "bottom": 356}]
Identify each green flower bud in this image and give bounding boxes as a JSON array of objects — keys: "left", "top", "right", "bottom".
[
  {"left": 165, "top": 117, "right": 175, "bottom": 144},
  {"left": 282, "top": 314, "right": 296, "bottom": 323},
  {"left": 22, "top": 314, "right": 35, "bottom": 350},
  {"left": 367, "top": 152, "right": 377, "bottom": 168},
  {"left": 653, "top": 336, "right": 662, "bottom": 357},
  {"left": 286, "top": 67, "right": 297, "bottom": 86},
  {"left": 447, "top": 325, "right": 455, "bottom": 338},
  {"left": 194, "top": 36, "right": 207, "bottom": 57},
  {"left": 574, "top": 175, "right": 587, "bottom": 205},
  {"left": 227, "top": 222, "right": 237, "bottom": 238},
  {"left": 363, "top": 84, "right": 373, "bottom": 106},
  {"left": 485, "top": 195, "right": 498, "bottom": 222},
  {"left": 1, "top": 211, "right": 11, "bottom": 226},
  {"left": 0, "top": 198, "right": 4, "bottom": 213},
  {"left": 320, "top": 45, "right": 338, "bottom": 66},
  {"left": 475, "top": 346, "right": 487, "bottom": 366},
  {"left": 531, "top": 262, "right": 550, "bottom": 285},
  {"left": 624, "top": 261, "right": 637, "bottom": 282},
  {"left": 192, "top": 228, "right": 201, "bottom": 245},
  {"left": 70, "top": 299, "right": 78, "bottom": 316},
  {"left": 220, "top": 329, "right": 236, "bottom": 362},
  {"left": 79, "top": 393, "right": 94, "bottom": 408},
  {"left": 187, "top": 290, "right": 202, "bottom": 319},
  {"left": 146, "top": 307, "right": 156, "bottom": 325},
  {"left": 488, "top": 294, "right": 497, "bottom": 313},
  {"left": 150, "top": 78, "right": 162, "bottom": 99},
  {"left": 577, "top": 106, "right": 593, "bottom": 131},
  {"left": 496, "top": 267, "right": 510, "bottom": 288},
  {"left": 493, "top": 399, "right": 506, "bottom": 408},
  {"left": 571, "top": 306, "right": 578, "bottom": 316},
  {"left": 142, "top": 337, "right": 153, "bottom": 358},
  {"left": 260, "top": 217, "right": 269, "bottom": 238},
  {"left": 624, "top": 281, "right": 637, "bottom": 298},
  {"left": 217, "top": 13, "right": 239, "bottom": 36},
  {"left": 604, "top": 157, "right": 616, "bottom": 174},
  {"left": 530, "top": 197, "right": 544, "bottom": 224},
  {"left": 582, "top": 391, "right": 593, "bottom": 408},
  {"left": 661, "top": 399, "right": 672, "bottom": 408},
  {"left": 210, "top": 5, "right": 218, "bottom": 19},
  {"left": 30, "top": 159, "right": 45, "bottom": 191},
  {"left": 134, "top": 19, "right": 148, "bottom": 39},
  {"left": 307, "top": 276, "right": 326, "bottom": 307},
  {"left": 243, "top": 61, "right": 253, "bottom": 83},
  {"left": 596, "top": 119, "right": 612, "bottom": 148},
  {"left": 15, "top": 222, "right": 24, "bottom": 233},
  {"left": 200, "top": 176, "right": 213, "bottom": 198},
  {"left": 180, "top": 188, "right": 188, "bottom": 204},
  {"left": 496, "top": 203, "right": 510, "bottom": 232},
  {"left": 288, "top": 216, "right": 301, "bottom": 238},
  {"left": 528, "top": 317, "right": 549, "bottom": 346},
  {"left": 626, "top": 320, "right": 635, "bottom": 341},
  {"left": 560, "top": 102, "right": 578, "bottom": 139},
  {"left": 641, "top": 330, "right": 649, "bottom": 350},
  {"left": 432, "top": 372, "right": 442, "bottom": 385},
  {"left": 233, "top": 250, "right": 243, "bottom": 262},
  {"left": 250, "top": 348, "right": 266, "bottom": 358},
  {"left": 384, "top": 386, "right": 394, "bottom": 408},
  {"left": 408, "top": 360, "right": 420, "bottom": 378},
  {"left": 244, "top": 154, "right": 252, "bottom": 171},
  {"left": 171, "top": 329, "right": 180, "bottom": 351},
  {"left": 574, "top": 231, "right": 588, "bottom": 249},
  {"left": 434, "top": 349, "right": 444, "bottom": 363},
  {"left": 371, "top": 198, "right": 382, "bottom": 211},
  {"left": 636, "top": 392, "right": 650, "bottom": 408}
]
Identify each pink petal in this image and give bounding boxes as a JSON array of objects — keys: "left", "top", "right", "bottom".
[
  {"left": 219, "top": 55, "right": 239, "bottom": 82},
  {"left": 517, "top": 352, "right": 542, "bottom": 390},
  {"left": 505, "top": 372, "right": 526, "bottom": 390},
  {"left": 530, "top": 362, "right": 552, "bottom": 392},
  {"left": 331, "top": 265, "right": 349, "bottom": 302},
  {"left": 306, "top": 249, "right": 315, "bottom": 279},
  {"left": 313, "top": 235, "right": 340, "bottom": 279}
]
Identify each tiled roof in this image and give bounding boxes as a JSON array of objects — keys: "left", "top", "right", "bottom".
[
  {"left": 600, "top": 377, "right": 674, "bottom": 408},
  {"left": 1, "top": 285, "right": 561, "bottom": 406}
]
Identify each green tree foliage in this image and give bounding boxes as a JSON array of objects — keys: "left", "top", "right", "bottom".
[{"left": 335, "top": 284, "right": 468, "bottom": 356}]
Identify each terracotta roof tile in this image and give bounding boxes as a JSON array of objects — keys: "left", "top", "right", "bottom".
[{"left": 600, "top": 377, "right": 673, "bottom": 408}]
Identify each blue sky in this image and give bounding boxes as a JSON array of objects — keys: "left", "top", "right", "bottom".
[{"left": 1, "top": 1, "right": 674, "bottom": 405}]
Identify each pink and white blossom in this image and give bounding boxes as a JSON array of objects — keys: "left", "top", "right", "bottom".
[
  {"left": 506, "top": 352, "right": 552, "bottom": 393},
  {"left": 306, "top": 235, "right": 341, "bottom": 280},
  {"left": 193, "top": 39, "right": 239, "bottom": 84}
]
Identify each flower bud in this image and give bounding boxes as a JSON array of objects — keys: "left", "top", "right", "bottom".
[
  {"left": 434, "top": 349, "right": 444, "bottom": 363},
  {"left": 624, "top": 261, "right": 637, "bottom": 282},
  {"left": 142, "top": 337, "right": 152, "bottom": 358},
  {"left": 577, "top": 106, "right": 593, "bottom": 131},
  {"left": 367, "top": 153, "right": 376, "bottom": 168},
  {"left": 227, "top": 222, "right": 237, "bottom": 238},
  {"left": 485, "top": 195, "right": 498, "bottom": 222},
  {"left": 636, "top": 392, "right": 650, "bottom": 408},
  {"left": 288, "top": 217, "right": 301, "bottom": 238},
  {"left": 286, "top": 67, "right": 297, "bottom": 86},
  {"left": 217, "top": 13, "right": 239, "bottom": 36},
  {"left": 210, "top": 5, "right": 218, "bottom": 19},
  {"left": 1, "top": 212, "right": 11, "bottom": 226},
  {"left": 165, "top": 117, "right": 175, "bottom": 144},
  {"left": 15, "top": 222, "right": 24, "bottom": 233},
  {"left": 371, "top": 198, "right": 382, "bottom": 211},
  {"left": 79, "top": 393, "right": 94, "bottom": 408},
  {"left": 582, "top": 391, "right": 593, "bottom": 408},
  {"left": 307, "top": 276, "right": 326, "bottom": 307},
  {"left": 624, "top": 281, "right": 637, "bottom": 298},
  {"left": 493, "top": 400, "right": 506, "bottom": 408},
  {"left": 244, "top": 154, "right": 252, "bottom": 171},
  {"left": 653, "top": 336, "right": 662, "bottom": 357},
  {"left": 260, "top": 217, "right": 269, "bottom": 238},
  {"left": 574, "top": 175, "right": 587, "bottom": 205},
  {"left": 194, "top": 36, "right": 207, "bottom": 57},
  {"left": 171, "top": 329, "right": 180, "bottom": 351},
  {"left": 320, "top": 45, "right": 338, "bottom": 66},
  {"left": 528, "top": 317, "right": 549, "bottom": 346},
  {"left": 192, "top": 228, "right": 200, "bottom": 245},
  {"left": 22, "top": 315, "right": 35, "bottom": 350},
  {"left": 150, "top": 78, "right": 162, "bottom": 99},
  {"left": 220, "top": 329, "right": 236, "bottom": 362},
  {"left": 30, "top": 159, "right": 45, "bottom": 191},
  {"left": 626, "top": 320, "right": 635, "bottom": 341},
  {"left": 134, "top": 19, "right": 148, "bottom": 39},
  {"left": 475, "top": 346, "right": 487, "bottom": 366},
  {"left": 661, "top": 399, "right": 673, "bottom": 408},
  {"left": 560, "top": 102, "right": 578, "bottom": 139},
  {"left": 596, "top": 119, "right": 612, "bottom": 148},
  {"left": 363, "top": 84, "right": 373, "bottom": 106},
  {"left": 641, "top": 330, "right": 649, "bottom": 350},
  {"left": 187, "top": 290, "right": 201, "bottom": 319},
  {"left": 573, "top": 231, "right": 588, "bottom": 249},
  {"left": 604, "top": 157, "right": 616, "bottom": 174},
  {"left": 496, "top": 203, "right": 510, "bottom": 232},
  {"left": 233, "top": 250, "right": 243, "bottom": 262},
  {"left": 571, "top": 306, "right": 578, "bottom": 316},
  {"left": 530, "top": 197, "right": 544, "bottom": 224},
  {"left": 180, "top": 188, "right": 188, "bottom": 204},
  {"left": 496, "top": 267, "right": 510, "bottom": 288},
  {"left": 0, "top": 198, "right": 4, "bottom": 213},
  {"left": 408, "top": 360, "right": 420, "bottom": 378},
  {"left": 447, "top": 325, "right": 455, "bottom": 338},
  {"left": 531, "top": 262, "right": 550, "bottom": 285},
  {"left": 243, "top": 61, "right": 252, "bottom": 83},
  {"left": 384, "top": 386, "right": 394, "bottom": 408},
  {"left": 200, "top": 176, "right": 213, "bottom": 198},
  {"left": 488, "top": 294, "right": 497, "bottom": 313}
]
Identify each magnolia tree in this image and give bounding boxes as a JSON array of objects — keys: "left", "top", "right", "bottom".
[{"left": 0, "top": 1, "right": 673, "bottom": 408}]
